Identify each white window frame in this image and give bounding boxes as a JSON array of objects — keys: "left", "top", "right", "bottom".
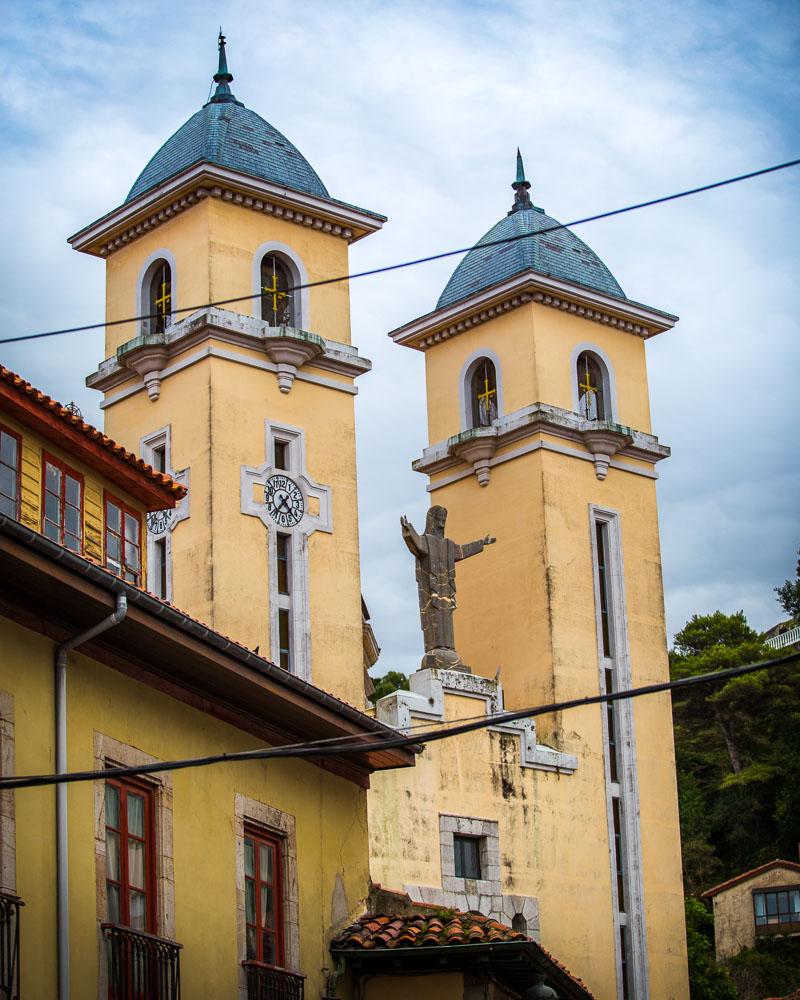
[
  {"left": 458, "top": 348, "right": 505, "bottom": 431},
  {"left": 252, "top": 242, "right": 310, "bottom": 330},
  {"left": 589, "top": 505, "right": 648, "bottom": 999},
  {"left": 571, "top": 343, "right": 617, "bottom": 421},
  {"left": 136, "top": 249, "right": 178, "bottom": 338},
  {"left": 140, "top": 426, "right": 174, "bottom": 601}
]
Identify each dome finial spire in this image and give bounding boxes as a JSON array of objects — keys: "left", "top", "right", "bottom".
[
  {"left": 509, "top": 148, "right": 533, "bottom": 213},
  {"left": 210, "top": 29, "right": 238, "bottom": 104}
]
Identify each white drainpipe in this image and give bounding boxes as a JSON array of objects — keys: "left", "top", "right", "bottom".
[{"left": 55, "top": 593, "right": 127, "bottom": 1000}]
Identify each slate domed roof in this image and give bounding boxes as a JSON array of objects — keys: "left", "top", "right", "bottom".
[
  {"left": 437, "top": 152, "right": 625, "bottom": 310},
  {"left": 126, "top": 34, "right": 329, "bottom": 204}
]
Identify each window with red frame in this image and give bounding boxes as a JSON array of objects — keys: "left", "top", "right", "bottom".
[
  {"left": 0, "top": 425, "right": 21, "bottom": 519},
  {"left": 42, "top": 454, "right": 82, "bottom": 551},
  {"left": 105, "top": 777, "right": 155, "bottom": 932},
  {"left": 244, "top": 827, "right": 284, "bottom": 966},
  {"left": 105, "top": 494, "right": 142, "bottom": 585}
]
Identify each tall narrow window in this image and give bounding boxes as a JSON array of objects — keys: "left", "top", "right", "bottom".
[
  {"left": 105, "top": 494, "right": 142, "bottom": 585},
  {"left": 42, "top": 455, "right": 82, "bottom": 552},
  {"left": 244, "top": 827, "right": 284, "bottom": 967},
  {"left": 274, "top": 440, "right": 288, "bottom": 471},
  {"left": 278, "top": 610, "right": 291, "bottom": 671},
  {"left": 260, "top": 255, "right": 294, "bottom": 327},
  {"left": 577, "top": 352, "right": 606, "bottom": 421},
  {"left": 595, "top": 522, "right": 613, "bottom": 658},
  {"left": 0, "top": 426, "right": 21, "bottom": 520},
  {"left": 470, "top": 359, "right": 498, "bottom": 428},
  {"left": 105, "top": 777, "right": 155, "bottom": 932},
  {"left": 151, "top": 444, "right": 166, "bottom": 475},
  {"left": 148, "top": 261, "right": 172, "bottom": 335},
  {"left": 153, "top": 539, "right": 168, "bottom": 599}
]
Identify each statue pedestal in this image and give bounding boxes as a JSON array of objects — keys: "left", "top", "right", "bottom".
[{"left": 420, "top": 647, "right": 472, "bottom": 673}]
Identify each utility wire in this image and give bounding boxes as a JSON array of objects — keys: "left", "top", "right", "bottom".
[
  {"left": 3, "top": 649, "right": 797, "bottom": 791},
  {"left": 1, "top": 157, "right": 798, "bottom": 348}
]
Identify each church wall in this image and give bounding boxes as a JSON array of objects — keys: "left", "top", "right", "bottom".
[{"left": 0, "top": 614, "right": 370, "bottom": 1000}]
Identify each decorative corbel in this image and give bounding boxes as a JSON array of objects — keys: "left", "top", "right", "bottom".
[
  {"left": 581, "top": 427, "right": 631, "bottom": 480},
  {"left": 451, "top": 427, "right": 499, "bottom": 486},
  {"left": 262, "top": 329, "right": 325, "bottom": 393},
  {"left": 122, "top": 342, "right": 169, "bottom": 401}
]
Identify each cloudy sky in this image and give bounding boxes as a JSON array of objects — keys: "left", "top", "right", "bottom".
[{"left": 1, "top": 0, "right": 798, "bottom": 676}]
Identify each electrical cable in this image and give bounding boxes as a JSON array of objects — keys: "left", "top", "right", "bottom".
[
  {"left": 1, "top": 157, "right": 798, "bottom": 347},
  {"left": 2, "top": 648, "right": 796, "bottom": 791}
]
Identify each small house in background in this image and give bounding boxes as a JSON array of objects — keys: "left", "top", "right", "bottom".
[{"left": 702, "top": 860, "right": 800, "bottom": 961}]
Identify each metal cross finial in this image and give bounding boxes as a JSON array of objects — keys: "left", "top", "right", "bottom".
[
  {"left": 578, "top": 357, "right": 599, "bottom": 419},
  {"left": 509, "top": 147, "right": 533, "bottom": 213},
  {"left": 262, "top": 261, "right": 288, "bottom": 325},
  {"left": 476, "top": 370, "right": 497, "bottom": 425},
  {"left": 209, "top": 28, "right": 239, "bottom": 104}
]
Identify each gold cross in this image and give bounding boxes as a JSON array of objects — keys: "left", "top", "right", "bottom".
[
  {"left": 477, "top": 373, "right": 496, "bottom": 415},
  {"left": 155, "top": 281, "right": 171, "bottom": 318},
  {"left": 578, "top": 364, "right": 598, "bottom": 416},
  {"left": 262, "top": 274, "right": 287, "bottom": 317}
]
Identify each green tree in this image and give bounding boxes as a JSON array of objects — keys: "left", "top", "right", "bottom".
[
  {"left": 775, "top": 546, "right": 800, "bottom": 623},
  {"left": 684, "top": 898, "right": 737, "bottom": 1000},
  {"left": 368, "top": 670, "right": 409, "bottom": 704}
]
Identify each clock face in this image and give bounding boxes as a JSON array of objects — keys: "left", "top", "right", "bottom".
[
  {"left": 146, "top": 508, "right": 174, "bottom": 536},
  {"left": 264, "top": 474, "right": 305, "bottom": 528}
]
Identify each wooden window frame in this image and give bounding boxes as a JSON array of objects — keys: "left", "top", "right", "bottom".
[
  {"left": 0, "top": 424, "right": 22, "bottom": 521},
  {"left": 243, "top": 824, "right": 285, "bottom": 968},
  {"left": 104, "top": 491, "right": 143, "bottom": 585},
  {"left": 41, "top": 451, "right": 84, "bottom": 552},
  {"left": 105, "top": 775, "right": 157, "bottom": 934}
]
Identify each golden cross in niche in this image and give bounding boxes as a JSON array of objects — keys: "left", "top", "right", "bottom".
[
  {"left": 262, "top": 274, "right": 287, "bottom": 317},
  {"left": 578, "top": 361, "right": 598, "bottom": 415},
  {"left": 155, "top": 281, "right": 171, "bottom": 318},
  {"left": 477, "top": 373, "right": 496, "bottom": 415}
]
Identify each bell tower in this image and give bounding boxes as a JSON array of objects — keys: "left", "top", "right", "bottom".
[
  {"left": 71, "top": 34, "right": 385, "bottom": 706},
  {"left": 386, "top": 152, "right": 688, "bottom": 998}
]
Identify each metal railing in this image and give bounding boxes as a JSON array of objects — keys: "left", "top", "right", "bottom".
[
  {"left": 102, "top": 923, "right": 182, "bottom": 1000},
  {"left": 765, "top": 625, "right": 800, "bottom": 650},
  {"left": 242, "top": 961, "right": 305, "bottom": 1000},
  {"left": 0, "top": 892, "right": 22, "bottom": 1000}
]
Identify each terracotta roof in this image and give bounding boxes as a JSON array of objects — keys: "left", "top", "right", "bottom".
[
  {"left": 0, "top": 365, "right": 186, "bottom": 509},
  {"left": 702, "top": 859, "right": 800, "bottom": 898},
  {"left": 332, "top": 910, "right": 529, "bottom": 950}
]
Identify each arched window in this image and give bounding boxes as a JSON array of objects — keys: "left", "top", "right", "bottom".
[
  {"left": 148, "top": 260, "right": 172, "bottom": 335},
  {"left": 576, "top": 351, "right": 607, "bottom": 421},
  {"left": 470, "top": 358, "right": 498, "bottom": 428},
  {"left": 260, "top": 254, "right": 294, "bottom": 327},
  {"left": 512, "top": 913, "right": 528, "bottom": 935}
]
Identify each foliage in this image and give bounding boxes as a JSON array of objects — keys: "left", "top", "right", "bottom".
[
  {"left": 670, "top": 611, "right": 800, "bottom": 894},
  {"left": 684, "top": 898, "right": 737, "bottom": 1000},
  {"left": 368, "top": 670, "right": 409, "bottom": 704},
  {"left": 726, "top": 938, "right": 800, "bottom": 1000},
  {"left": 774, "top": 546, "right": 800, "bottom": 623}
]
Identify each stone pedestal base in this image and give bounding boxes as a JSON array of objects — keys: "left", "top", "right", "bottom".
[{"left": 420, "top": 648, "right": 472, "bottom": 673}]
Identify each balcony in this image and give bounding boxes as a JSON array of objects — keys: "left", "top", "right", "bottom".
[
  {"left": 242, "top": 961, "right": 305, "bottom": 1000},
  {"left": 102, "top": 924, "right": 182, "bottom": 1000},
  {"left": 0, "top": 891, "right": 22, "bottom": 1000}
]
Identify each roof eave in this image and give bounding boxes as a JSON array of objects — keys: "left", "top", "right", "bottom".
[
  {"left": 389, "top": 270, "right": 678, "bottom": 350},
  {"left": 69, "top": 162, "right": 387, "bottom": 257}
]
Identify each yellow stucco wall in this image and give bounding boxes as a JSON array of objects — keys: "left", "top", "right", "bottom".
[
  {"left": 710, "top": 866, "right": 800, "bottom": 961},
  {"left": 1, "top": 615, "right": 370, "bottom": 999}
]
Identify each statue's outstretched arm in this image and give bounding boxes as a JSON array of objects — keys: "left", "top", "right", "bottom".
[
  {"left": 400, "top": 515, "right": 426, "bottom": 558},
  {"left": 455, "top": 535, "right": 497, "bottom": 561}
]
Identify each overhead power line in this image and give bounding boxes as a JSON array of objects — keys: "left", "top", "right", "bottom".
[
  {"left": 1, "top": 156, "right": 798, "bottom": 348},
  {"left": 2, "top": 648, "right": 797, "bottom": 791}
]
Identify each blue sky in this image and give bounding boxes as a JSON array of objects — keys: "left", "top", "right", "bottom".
[{"left": 1, "top": 0, "right": 798, "bottom": 675}]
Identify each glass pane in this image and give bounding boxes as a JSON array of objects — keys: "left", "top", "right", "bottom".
[
  {"left": 130, "top": 891, "right": 146, "bottom": 931},
  {"left": 65, "top": 475, "right": 80, "bottom": 506},
  {"left": 125, "top": 512, "right": 140, "bottom": 544},
  {"left": 46, "top": 462, "right": 61, "bottom": 493},
  {"left": 129, "top": 839, "right": 145, "bottom": 889},
  {"left": 65, "top": 504, "right": 80, "bottom": 536},
  {"left": 246, "top": 925, "right": 257, "bottom": 961},
  {"left": 127, "top": 793, "right": 145, "bottom": 837},
  {"left": 767, "top": 894, "right": 778, "bottom": 915},
  {"left": 0, "top": 494, "right": 15, "bottom": 518},
  {"left": 106, "top": 830, "right": 120, "bottom": 881},
  {"left": 0, "top": 432, "right": 17, "bottom": 467},
  {"left": 43, "top": 518, "right": 60, "bottom": 542},
  {"left": 791, "top": 891, "right": 800, "bottom": 915},
  {"left": 107, "top": 883, "right": 120, "bottom": 923},
  {"left": 106, "top": 533, "right": 120, "bottom": 562},
  {"left": 260, "top": 843, "right": 274, "bottom": 884},
  {"left": 754, "top": 893, "right": 765, "bottom": 917},
  {"left": 261, "top": 885, "right": 274, "bottom": 928},
  {"left": 106, "top": 502, "right": 121, "bottom": 532},
  {"left": 65, "top": 532, "right": 81, "bottom": 553},
  {"left": 105, "top": 784, "right": 120, "bottom": 827},
  {"left": 262, "top": 929, "right": 276, "bottom": 965},
  {"left": 0, "top": 465, "right": 15, "bottom": 499},
  {"left": 124, "top": 541, "right": 140, "bottom": 571},
  {"left": 244, "top": 839, "right": 255, "bottom": 878},
  {"left": 246, "top": 879, "right": 256, "bottom": 924},
  {"left": 45, "top": 491, "right": 60, "bottom": 524}
]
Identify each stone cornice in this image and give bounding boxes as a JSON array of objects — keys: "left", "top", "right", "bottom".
[
  {"left": 414, "top": 403, "right": 670, "bottom": 485},
  {"left": 87, "top": 307, "right": 370, "bottom": 398},
  {"left": 68, "top": 163, "right": 386, "bottom": 258},
  {"left": 389, "top": 271, "right": 678, "bottom": 349}
]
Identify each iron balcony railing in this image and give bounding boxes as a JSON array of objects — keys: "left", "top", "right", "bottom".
[
  {"left": 0, "top": 891, "right": 22, "bottom": 1000},
  {"left": 242, "top": 961, "right": 305, "bottom": 1000},
  {"left": 765, "top": 624, "right": 800, "bottom": 650},
  {"left": 102, "top": 923, "right": 182, "bottom": 1000}
]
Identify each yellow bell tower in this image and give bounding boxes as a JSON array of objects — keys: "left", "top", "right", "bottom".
[
  {"left": 71, "top": 34, "right": 384, "bottom": 706},
  {"left": 381, "top": 152, "right": 688, "bottom": 997}
]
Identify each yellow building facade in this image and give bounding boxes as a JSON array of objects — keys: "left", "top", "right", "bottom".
[{"left": 369, "top": 160, "right": 690, "bottom": 998}]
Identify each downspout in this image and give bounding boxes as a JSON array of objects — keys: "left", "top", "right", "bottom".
[{"left": 55, "top": 593, "right": 128, "bottom": 1000}]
